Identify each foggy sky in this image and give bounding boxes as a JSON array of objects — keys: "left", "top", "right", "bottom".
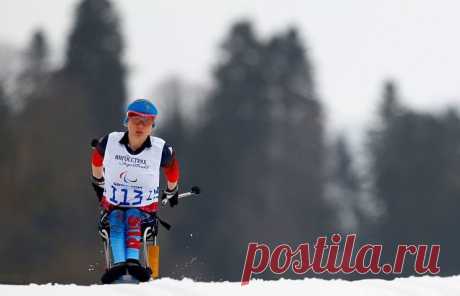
[{"left": 2, "top": 0, "right": 460, "bottom": 138}]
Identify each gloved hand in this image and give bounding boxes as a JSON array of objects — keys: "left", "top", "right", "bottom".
[
  {"left": 163, "top": 185, "right": 179, "bottom": 207},
  {"left": 91, "top": 176, "right": 105, "bottom": 201}
]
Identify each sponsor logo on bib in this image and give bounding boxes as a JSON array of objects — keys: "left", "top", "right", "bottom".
[{"left": 114, "top": 154, "right": 150, "bottom": 169}]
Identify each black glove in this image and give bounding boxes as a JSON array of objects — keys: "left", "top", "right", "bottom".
[
  {"left": 91, "top": 176, "right": 105, "bottom": 201},
  {"left": 163, "top": 185, "right": 179, "bottom": 207}
]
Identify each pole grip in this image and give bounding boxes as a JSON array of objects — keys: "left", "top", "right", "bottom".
[{"left": 161, "top": 186, "right": 201, "bottom": 205}]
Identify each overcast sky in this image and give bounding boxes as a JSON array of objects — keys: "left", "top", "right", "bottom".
[{"left": 2, "top": 0, "right": 460, "bottom": 139}]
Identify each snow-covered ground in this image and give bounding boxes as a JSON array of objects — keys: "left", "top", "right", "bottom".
[{"left": 1, "top": 276, "right": 460, "bottom": 296}]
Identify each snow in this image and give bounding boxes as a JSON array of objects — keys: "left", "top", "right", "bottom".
[{"left": 1, "top": 276, "right": 460, "bottom": 296}]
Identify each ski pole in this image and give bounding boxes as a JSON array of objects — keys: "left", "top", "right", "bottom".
[{"left": 161, "top": 186, "right": 201, "bottom": 205}]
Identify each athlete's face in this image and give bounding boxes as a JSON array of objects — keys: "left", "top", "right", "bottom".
[{"left": 127, "top": 116, "right": 154, "bottom": 139}]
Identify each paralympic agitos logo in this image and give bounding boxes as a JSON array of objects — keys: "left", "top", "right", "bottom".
[{"left": 119, "top": 171, "right": 138, "bottom": 183}]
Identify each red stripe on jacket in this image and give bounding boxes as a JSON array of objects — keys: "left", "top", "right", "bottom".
[
  {"left": 163, "top": 157, "right": 180, "bottom": 183},
  {"left": 91, "top": 149, "right": 103, "bottom": 167}
]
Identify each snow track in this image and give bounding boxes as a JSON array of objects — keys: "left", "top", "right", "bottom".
[{"left": 2, "top": 276, "right": 460, "bottom": 296}]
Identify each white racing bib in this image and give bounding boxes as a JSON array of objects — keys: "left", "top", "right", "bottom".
[{"left": 102, "top": 132, "right": 165, "bottom": 207}]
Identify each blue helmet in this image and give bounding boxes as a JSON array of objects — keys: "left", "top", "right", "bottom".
[{"left": 124, "top": 99, "right": 158, "bottom": 126}]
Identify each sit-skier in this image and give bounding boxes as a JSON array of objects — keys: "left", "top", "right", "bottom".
[{"left": 91, "top": 99, "right": 180, "bottom": 283}]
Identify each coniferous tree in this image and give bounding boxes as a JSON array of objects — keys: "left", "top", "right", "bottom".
[
  {"left": 16, "top": 29, "right": 50, "bottom": 107},
  {"left": 155, "top": 78, "right": 189, "bottom": 149},
  {"left": 64, "top": 0, "right": 126, "bottom": 135},
  {"left": 262, "top": 28, "right": 329, "bottom": 241},
  {"left": 172, "top": 21, "right": 332, "bottom": 281},
  {"left": 184, "top": 21, "right": 266, "bottom": 280},
  {"left": 2, "top": 0, "right": 126, "bottom": 284},
  {"left": 0, "top": 81, "right": 12, "bottom": 201},
  {"left": 0, "top": 82, "right": 9, "bottom": 152},
  {"left": 368, "top": 81, "right": 460, "bottom": 276}
]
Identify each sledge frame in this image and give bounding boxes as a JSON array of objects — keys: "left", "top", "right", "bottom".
[{"left": 98, "top": 211, "right": 160, "bottom": 281}]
